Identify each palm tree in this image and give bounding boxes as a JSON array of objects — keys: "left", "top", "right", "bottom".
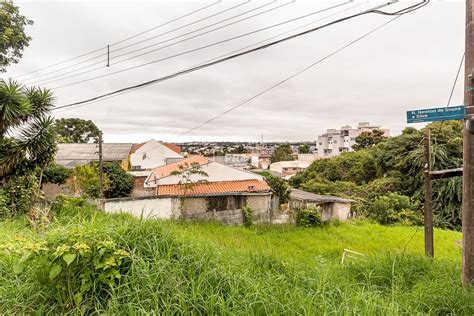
[{"left": 0, "top": 79, "right": 57, "bottom": 180}]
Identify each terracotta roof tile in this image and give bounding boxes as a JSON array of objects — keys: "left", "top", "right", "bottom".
[
  {"left": 163, "top": 143, "right": 182, "bottom": 154},
  {"left": 156, "top": 179, "right": 270, "bottom": 196},
  {"left": 149, "top": 155, "right": 209, "bottom": 181}
]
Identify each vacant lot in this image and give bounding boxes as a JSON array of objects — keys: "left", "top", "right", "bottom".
[{"left": 0, "top": 199, "right": 471, "bottom": 314}]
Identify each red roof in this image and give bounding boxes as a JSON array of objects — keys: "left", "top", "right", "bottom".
[
  {"left": 131, "top": 143, "right": 145, "bottom": 154},
  {"left": 163, "top": 143, "right": 182, "bottom": 154},
  {"left": 156, "top": 179, "right": 270, "bottom": 196},
  {"left": 149, "top": 155, "right": 209, "bottom": 182}
]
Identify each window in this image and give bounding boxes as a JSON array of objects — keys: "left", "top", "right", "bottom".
[
  {"left": 350, "top": 137, "right": 356, "bottom": 141},
  {"left": 131, "top": 165, "right": 142, "bottom": 171},
  {"left": 319, "top": 142, "right": 323, "bottom": 145},
  {"left": 333, "top": 140, "right": 337, "bottom": 144}
]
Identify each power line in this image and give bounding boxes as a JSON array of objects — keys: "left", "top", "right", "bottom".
[
  {"left": 53, "top": 0, "right": 427, "bottom": 110},
  {"left": 53, "top": 1, "right": 367, "bottom": 113},
  {"left": 48, "top": 1, "right": 369, "bottom": 90},
  {"left": 446, "top": 52, "right": 465, "bottom": 107},
  {"left": 53, "top": 1, "right": 368, "bottom": 114},
  {"left": 12, "top": 1, "right": 222, "bottom": 80},
  {"left": 29, "top": 0, "right": 295, "bottom": 86},
  {"left": 23, "top": 1, "right": 251, "bottom": 84},
  {"left": 179, "top": 15, "right": 402, "bottom": 137}
]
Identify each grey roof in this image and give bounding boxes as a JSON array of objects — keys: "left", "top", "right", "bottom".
[
  {"left": 55, "top": 143, "right": 132, "bottom": 168},
  {"left": 290, "top": 189, "right": 354, "bottom": 204}
]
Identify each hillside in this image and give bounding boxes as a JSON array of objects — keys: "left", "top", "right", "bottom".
[{"left": 0, "top": 199, "right": 471, "bottom": 314}]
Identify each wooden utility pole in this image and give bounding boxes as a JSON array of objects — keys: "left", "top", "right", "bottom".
[
  {"left": 463, "top": 0, "right": 474, "bottom": 285},
  {"left": 98, "top": 131, "right": 104, "bottom": 198},
  {"left": 424, "top": 129, "right": 434, "bottom": 257}
]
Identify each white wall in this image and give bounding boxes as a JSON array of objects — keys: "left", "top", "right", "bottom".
[{"left": 103, "top": 197, "right": 177, "bottom": 219}]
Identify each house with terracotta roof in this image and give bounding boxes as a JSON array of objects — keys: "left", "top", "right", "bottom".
[
  {"left": 104, "top": 155, "right": 273, "bottom": 224},
  {"left": 129, "top": 139, "right": 183, "bottom": 172}
]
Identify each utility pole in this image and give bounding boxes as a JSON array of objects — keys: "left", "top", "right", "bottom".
[
  {"left": 98, "top": 131, "right": 104, "bottom": 198},
  {"left": 423, "top": 129, "right": 434, "bottom": 257},
  {"left": 463, "top": 0, "right": 474, "bottom": 285}
]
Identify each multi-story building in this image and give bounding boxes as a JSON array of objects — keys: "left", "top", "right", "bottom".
[{"left": 317, "top": 122, "right": 389, "bottom": 158}]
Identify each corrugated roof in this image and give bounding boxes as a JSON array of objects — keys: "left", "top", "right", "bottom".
[
  {"left": 290, "top": 189, "right": 354, "bottom": 203},
  {"left": 55, "top": 143, "right": 132, "bottom": 168},
  {"left": 156, "top": 179, "right": 270, "bottom": 196},
  {"left": 149, "top": 155, "right": 209, "bottom": 180}
]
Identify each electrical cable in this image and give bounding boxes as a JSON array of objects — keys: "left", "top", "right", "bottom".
[
  {"left": 12, "top": 1, "right": 222, "bottom": 80},
  {"left": 49, "top": 1, "right": 389, "bottom": 90}
]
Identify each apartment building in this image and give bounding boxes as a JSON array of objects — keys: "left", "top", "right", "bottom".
[{"left": 317, "top": 122, "right": 389, "bottom": 158}]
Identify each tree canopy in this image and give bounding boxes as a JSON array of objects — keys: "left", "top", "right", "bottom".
[
  {"left": 55, "top": 118, "right": 100, "bottom": 143},
  {"left": 298, "top": 144, "right": 310, "bottom": 154},
  {"left": 352, "top": 129, "right": 387, "bottom": 150},
  {"left": 271, "top": 144, "right": 294, "bottom": 163},
  {"left": 0, "top": 1, "right": 33, "bottom": 72}
]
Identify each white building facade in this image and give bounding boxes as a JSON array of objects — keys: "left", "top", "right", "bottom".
[
  {"left": 317, "top": 122, "right": 389, "bottom": 158},
  {"left": 130, "top": 139, "right": 183, "bottom": 171}
]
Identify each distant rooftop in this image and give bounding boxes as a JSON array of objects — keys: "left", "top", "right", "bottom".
[
  {"left": 290, "top": 189, "right": 354, "bottom": 204},
  {"left": 55, "top": 143, "right": 132, "bottom": 168}
]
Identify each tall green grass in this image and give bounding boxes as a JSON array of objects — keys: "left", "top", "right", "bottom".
[{"left": 0, "top": 200, "right": 472, "bottom": 314}]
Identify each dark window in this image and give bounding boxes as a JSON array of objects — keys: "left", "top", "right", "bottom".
[{"left": 207, "top": 196, "right": 243, "bottom": 211}]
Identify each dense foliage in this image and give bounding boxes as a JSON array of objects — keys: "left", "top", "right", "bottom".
[
  {"left": 291, "top": 121, "right": 463, "bottom": 229},
  {"left": 55, "top": 118, "right": 100, "bottom": 143},
  {"left": 102, "top": 162, "right": 134, "bottom": 198},
  {"left": 298, "top": 144, "right": 310, "bottom": 154},
  {"left": 0, "top": 1, "right": 33, "bottom": 72},
  {"left": 42, "top": 164, "right": 71, "bottom": 185},
  {"left": 295, "top": 206, "right": 322, "bottom": 227},
  {"left": 264, "top": 174, "right": 291, "bottom": 204},
  {"left": 271, "top": 143, "right": 294, "bottom": 163},
  {"left": 352, "top": 129, "right": 387, "bottom": 150}
]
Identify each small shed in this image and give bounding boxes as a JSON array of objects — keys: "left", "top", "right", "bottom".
[{"left": 289, "top": 189, "right": 354, "bottom": 221}]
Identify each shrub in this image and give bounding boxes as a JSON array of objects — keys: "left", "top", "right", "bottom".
[
  {"left": 265, "top": 175, "right": 291, "bottom": 204},
  {"left": 0, "top": 172, "right": 42, "bottom": 219},
  {"left": 242, "top": 206, "right": 253, "bottom": 227},
  {"left": 72, "top": 163, "right": 110, "bottom": 198},
  {"left": 42, "top": 164, "right": 72, "bottom": 185},
  {"left": 296, "top": 206, "right": 322, "bottom": 227},
  {"left": 3, "top": 233, "right": 130, "bottom": 307},
  {"left": 368, "top": 193, "right": 422, "bottom": 225},
  {"left": 102, "top": 162, "right": 134, "bottom": 198}
]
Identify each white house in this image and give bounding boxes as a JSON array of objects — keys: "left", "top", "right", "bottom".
[
  {"left": 269, "top": 160, "right": 311, "bottom": 176},
  {"left": 317, "top": 122, "right": 389, "bottom": 158},
  {"left": 144, "top": 155, "right": 263, "bottom": 187},
  {"left": 130, "top": 139, "right": 183, "bottom": 171}
]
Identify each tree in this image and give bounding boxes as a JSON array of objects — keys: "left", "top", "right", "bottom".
[
  {"left": 0, "top": 1, "right": 33, "bottom": 72},
  {"left": 170, "top": 162, "right": 209, "bottom": 191},
  {"left": 42, "top": 164, "right": 71, "bottom": 185},
  {"left": 72, "top": 163, "right": 110, "bottom": 198},
  {"left": 102, "top": 162, "right": 134, "bottom": 198},
  {"left": 352, "top": 129, "right": 386, "bottom": 150},
  {"left": 298, "top": 144, "right": 310, "bottom": 154},
  {"left": 271, "top": 144, "right": 294, "bottom": 163},
  {"left": 265, "top": 174, "right": 291, "bottom": 204},
  {"left": 55, "top": 118, "right": 100, "bottom": 143},
  {"left": 231, "top": 144, "right": 248, "bottom": 154},
  {"left": 0, "top": 80, "right": 56, "bottom": 179}
]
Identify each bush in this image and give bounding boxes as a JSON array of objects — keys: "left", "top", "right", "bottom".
[
  {"left": 296, "top": 206, "right": 322, "bottom": 227},
  {"left": 368, "top": 193, "right": 422, "bottom": 225},
  {"left": 0, "top": 172, "right": 42, "bottom": 219},
  {"left": 72, "top": 163, "right": 110, "bottom": 198},
  {"left": 102, "top": 162, "right": 134, "bottom": 198},
  {"left": 265, "top": 175, "right": 291, "bottom": 204},
  {"left": 42, "top": 164, "right": 71, "bottom": 185},
  {"left": 242, "top": 206, "right": 253, "bottom": 227}
]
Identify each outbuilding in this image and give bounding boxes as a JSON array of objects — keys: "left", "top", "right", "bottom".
[{"left": 289, "top": 189, "right": 354, "bottom": 221}]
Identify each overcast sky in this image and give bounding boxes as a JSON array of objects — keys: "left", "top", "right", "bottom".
[{"left": 4, "top": 0, "right": 465, "bottom": 143}]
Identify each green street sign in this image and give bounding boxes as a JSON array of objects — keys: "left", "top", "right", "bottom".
[{"left": 407, "top": 106, "right": 465, "bottom": 123}]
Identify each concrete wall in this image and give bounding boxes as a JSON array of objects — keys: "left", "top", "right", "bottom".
[
  {"left": 103, "top": 196, "right": 179, "bottom": 219},
  {"left": 289, "top": 199, "right": 352, "bottom": 221},
  {"left": 102, "top": 193, "right": 272, "bottom": 225}
]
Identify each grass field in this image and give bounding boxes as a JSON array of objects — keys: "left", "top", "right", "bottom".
[{"left": 0, "top": 199, "right": 472, "bottom": 314}]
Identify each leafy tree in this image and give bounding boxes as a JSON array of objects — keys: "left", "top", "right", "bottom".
[
  {"left": 368, "top": 193, "right": 422, "bottom": 226},
  {"left": 170, "top": 162, "right": 209, "bottom": 191},
  {"left": 352, "top": 129, "right": 386, "bottom": 150},
  {"left": 298, "top": 144, "right": 310, "bottom": 154},
  {"left": 72, "top": 163, "right": 110, "bottom": 198},
  {"left": 42, "top": 164, "right": 71, "bottom": 185},
  {"left": 231, "top": 144, "right": 248, "bottom": 154},
  {"left": 271, "top": 144, "right": 294, "bottom": 163},
  {"left": 55, "top": 118, "right": 100, "bottom": 143},
  {"left": 0, "top": 1, "right": 33, "bottom": 72},
  {"left": 265, "top": 174, "right": 291, "bottom": 204},
  {"left": 0, "top": 80, "right": 56, "bottom": 180},
  {"left": 102, "top": 162, "right": 134, "bottom": 198}
]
